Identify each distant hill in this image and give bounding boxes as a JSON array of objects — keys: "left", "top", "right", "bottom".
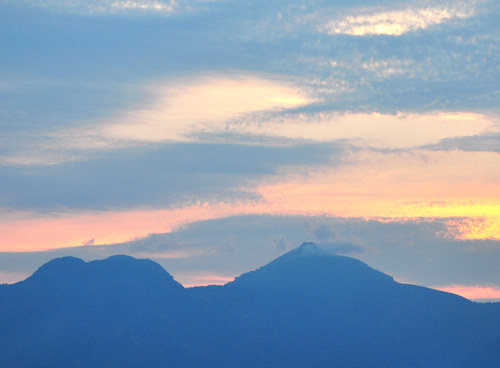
[{"left": 1, "top": 243, "right": 499, "bottom": 367}]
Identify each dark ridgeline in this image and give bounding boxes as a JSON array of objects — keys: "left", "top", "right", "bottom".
[{"left": 1, "top": 243, "right": 499, "bottom": 367}]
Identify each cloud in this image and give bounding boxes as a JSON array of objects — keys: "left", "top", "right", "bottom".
[
  {"left": 314, "top": 224, "right": 334, "bottom": 241},
  {"left": 317, "top": 242, "right": 365, "bottom": 255},
  {"left": 0, "top": 202, "right": 250, "bottom": 252},
  {"left": 360, "top": 58, "right": 415, "bottom": 78},
  {"left": 0, "top": 74, "right": 310, "bottom": 166},
  {"left": 110, "top": 0, "right": 175, "bottom": 12},
  {"left": 96, "top": 75, "right": 309, "bottom": 143},
  {"left": 132, "top": 249, "right": 206, "bottom": 259},
  {"left": 2, "top": 0, "right": 499, "bottom": 292},
  {"left": 2, "top": 215, "right": 500, "bottom": 289},
  {"left": 20, "top": 0, "right": 178, "bottom": 14},
  {"left": 445, "top": 217, "right": 500, "bottom": 241},
  {"left": 0, "top": 143, "right": 335, "bottom": 210},
  {"left": 425, "top": 132, "right": 500, "bottom": 153},
  {"left": 1, "top": 147, "right": 498, "bottom": 254},
  {"left": 251, "top": 149, "right": 500, "bottom": 234},
  {"left": 322, "top": 2, "right": 476, "bottom": 36},
  {"left": 3, "top": 107, "right": 495, "bottom": 167},
  {"left": 228, "top": 111, "right": 495, "bottom": 149},
  {"left": 435, "top": 284, "right": 500, "bottom": 301}
]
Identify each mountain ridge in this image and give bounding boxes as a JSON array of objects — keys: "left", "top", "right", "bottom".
[{"left": 1, "top": 242, "right": 499, "bottom": 368}]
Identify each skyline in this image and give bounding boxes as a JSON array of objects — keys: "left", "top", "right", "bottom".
[{"left": 1, "top": 0, "right": 499, "bottom": 300}]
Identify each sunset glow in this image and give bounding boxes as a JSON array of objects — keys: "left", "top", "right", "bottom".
[
  {"left": 2, "top": 0, "right": 499, "bottom": 302},
  {"left": 2, "top": 146, "right": 499, "bottom": 253}
]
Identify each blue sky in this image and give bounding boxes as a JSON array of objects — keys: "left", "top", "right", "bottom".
[{"left": 1, "top": 0, "right": 499, "bottom": 300}]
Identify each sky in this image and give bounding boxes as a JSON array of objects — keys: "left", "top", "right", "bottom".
[{"left": 1, "top": 0, "right": 499, "bottom": 301}]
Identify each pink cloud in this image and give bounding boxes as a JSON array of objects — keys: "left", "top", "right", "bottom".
[
  {"left": 0, "top": 203, "right": 253, "bottom": 252},
  {"left": 1, "top": 148, "right": 498, "bottom": 253},
  {"left": 436, "top": 285, "right": 500, "bottom": 301},
  {"left": 0, "top": 271, "right": 31, "bottom": 285},
  {"left": 181, "top": 274, "right": 236, "bottom": 287}
]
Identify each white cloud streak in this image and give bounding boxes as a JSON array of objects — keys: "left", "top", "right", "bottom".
[
  {"left": 21, "top": 0, "right": 179, "bottom": 14},
  {"left": 322, "top": 2, "right": 476, "bottom": 36},
  {"left": 56, "top": 75, "right": 497, "bottom": 150},
  {"left": 110, "top": 0, "right": 175, "bottom": 11},
  {"left": 97, "top": 75, "right": 309, "bottom": 143},
  {"left": 231, "top": 112, "right": 495, "bottom": 149},
  {"left": 2, "top": 72, "right": 497, "bottom": 166}
]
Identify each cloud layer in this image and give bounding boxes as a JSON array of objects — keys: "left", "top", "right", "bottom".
[{"left": 2, "top": 215, "right": 500, "bottom": 301}]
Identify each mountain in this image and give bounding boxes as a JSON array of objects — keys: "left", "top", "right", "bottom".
[
  {"left": 0, "top": 255, "right": 194, "bottom": 368},
  {"left": 1, "top": 243, "right": 499, "bottom": 367}
]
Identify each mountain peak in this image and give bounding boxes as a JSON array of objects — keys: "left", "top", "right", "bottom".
[
  {"left": 23, "top": 255, "right": 183, "bottom": 292},
  {"left": 26, "top": 256, "right": 87, "bottom": 283},
  {"left": 229, "top": 242, "right": 394, "bottom": 290},
  {"left": 291, "top": 241, "right": 329, "bottom": 256}
]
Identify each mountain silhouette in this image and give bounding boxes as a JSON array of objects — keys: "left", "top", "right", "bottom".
[
  {"left": 1, "top": 243, "right": 499, "bottom": 367},
  {"left": 26, "top": 254, "right": 183, "bottom": 293}
]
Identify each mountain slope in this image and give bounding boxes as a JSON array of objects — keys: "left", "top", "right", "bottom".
[
  {"left": 200, "top": 243, "right": 492, "bottom": 367},
  {"left": 1, "top": 244, "right": 499, "bottom": 368}
]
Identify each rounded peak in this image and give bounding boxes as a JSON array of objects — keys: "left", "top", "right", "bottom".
[
  {"left": 25, "top": 255, "right": 183, "bottom": 291},
  {"left": 34, "top": 256, "right": 85, "bottom": 272},
  {"left": 43, "top": 256, "right": 85, "bottom": 267},
  {"left": 91, "top": 254, "right": 148, "bottom": 267},
  {"left": 26, "top": 256, "right": 86, "bottom": 283},
  {"left": 88, "top": 255, "right": 175, "bottom": 280},
  {"left": 88, "top": 255, "right": 182, "bottom": 286}
]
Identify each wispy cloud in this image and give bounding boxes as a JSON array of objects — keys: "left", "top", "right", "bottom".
[
  {"left": 0, "top": 74, "right": 310, "bottom": 166},
  {"left": 97, "top": 75, "right": 309, "bottom": 143},
  {"left": 445, "top": 217, "right": 500, "bottom": 240},
  {"left": 21, "top": 0, "right": 178, "bottom": 14},
  {"left": 2, "top": 103, "right": 495, "bottom": 166},
  {"left": 110, "top": 0, "right": 175, "bottom": 12},
  {"left": 229, "top": 112, "right": 495, "bottom": 149},
  {"left": 322, "top": 2, "right": 476, "bottom": 36},
  {"left": 360, "top": 58, "right": 415, "bottom": 78}
]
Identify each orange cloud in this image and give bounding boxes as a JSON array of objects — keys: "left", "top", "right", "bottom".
[
  {"left": 251, "top": 150, "right": 500, "bottom": 239},
  {"left": 0, "top": 203, "right": 247, "bottom": 252},
  {"left": 444, "top": 217, "right": 500, "bottom": 240},
  {"left": 2, "top": 148, "right": 498, "bottom": 252}
]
